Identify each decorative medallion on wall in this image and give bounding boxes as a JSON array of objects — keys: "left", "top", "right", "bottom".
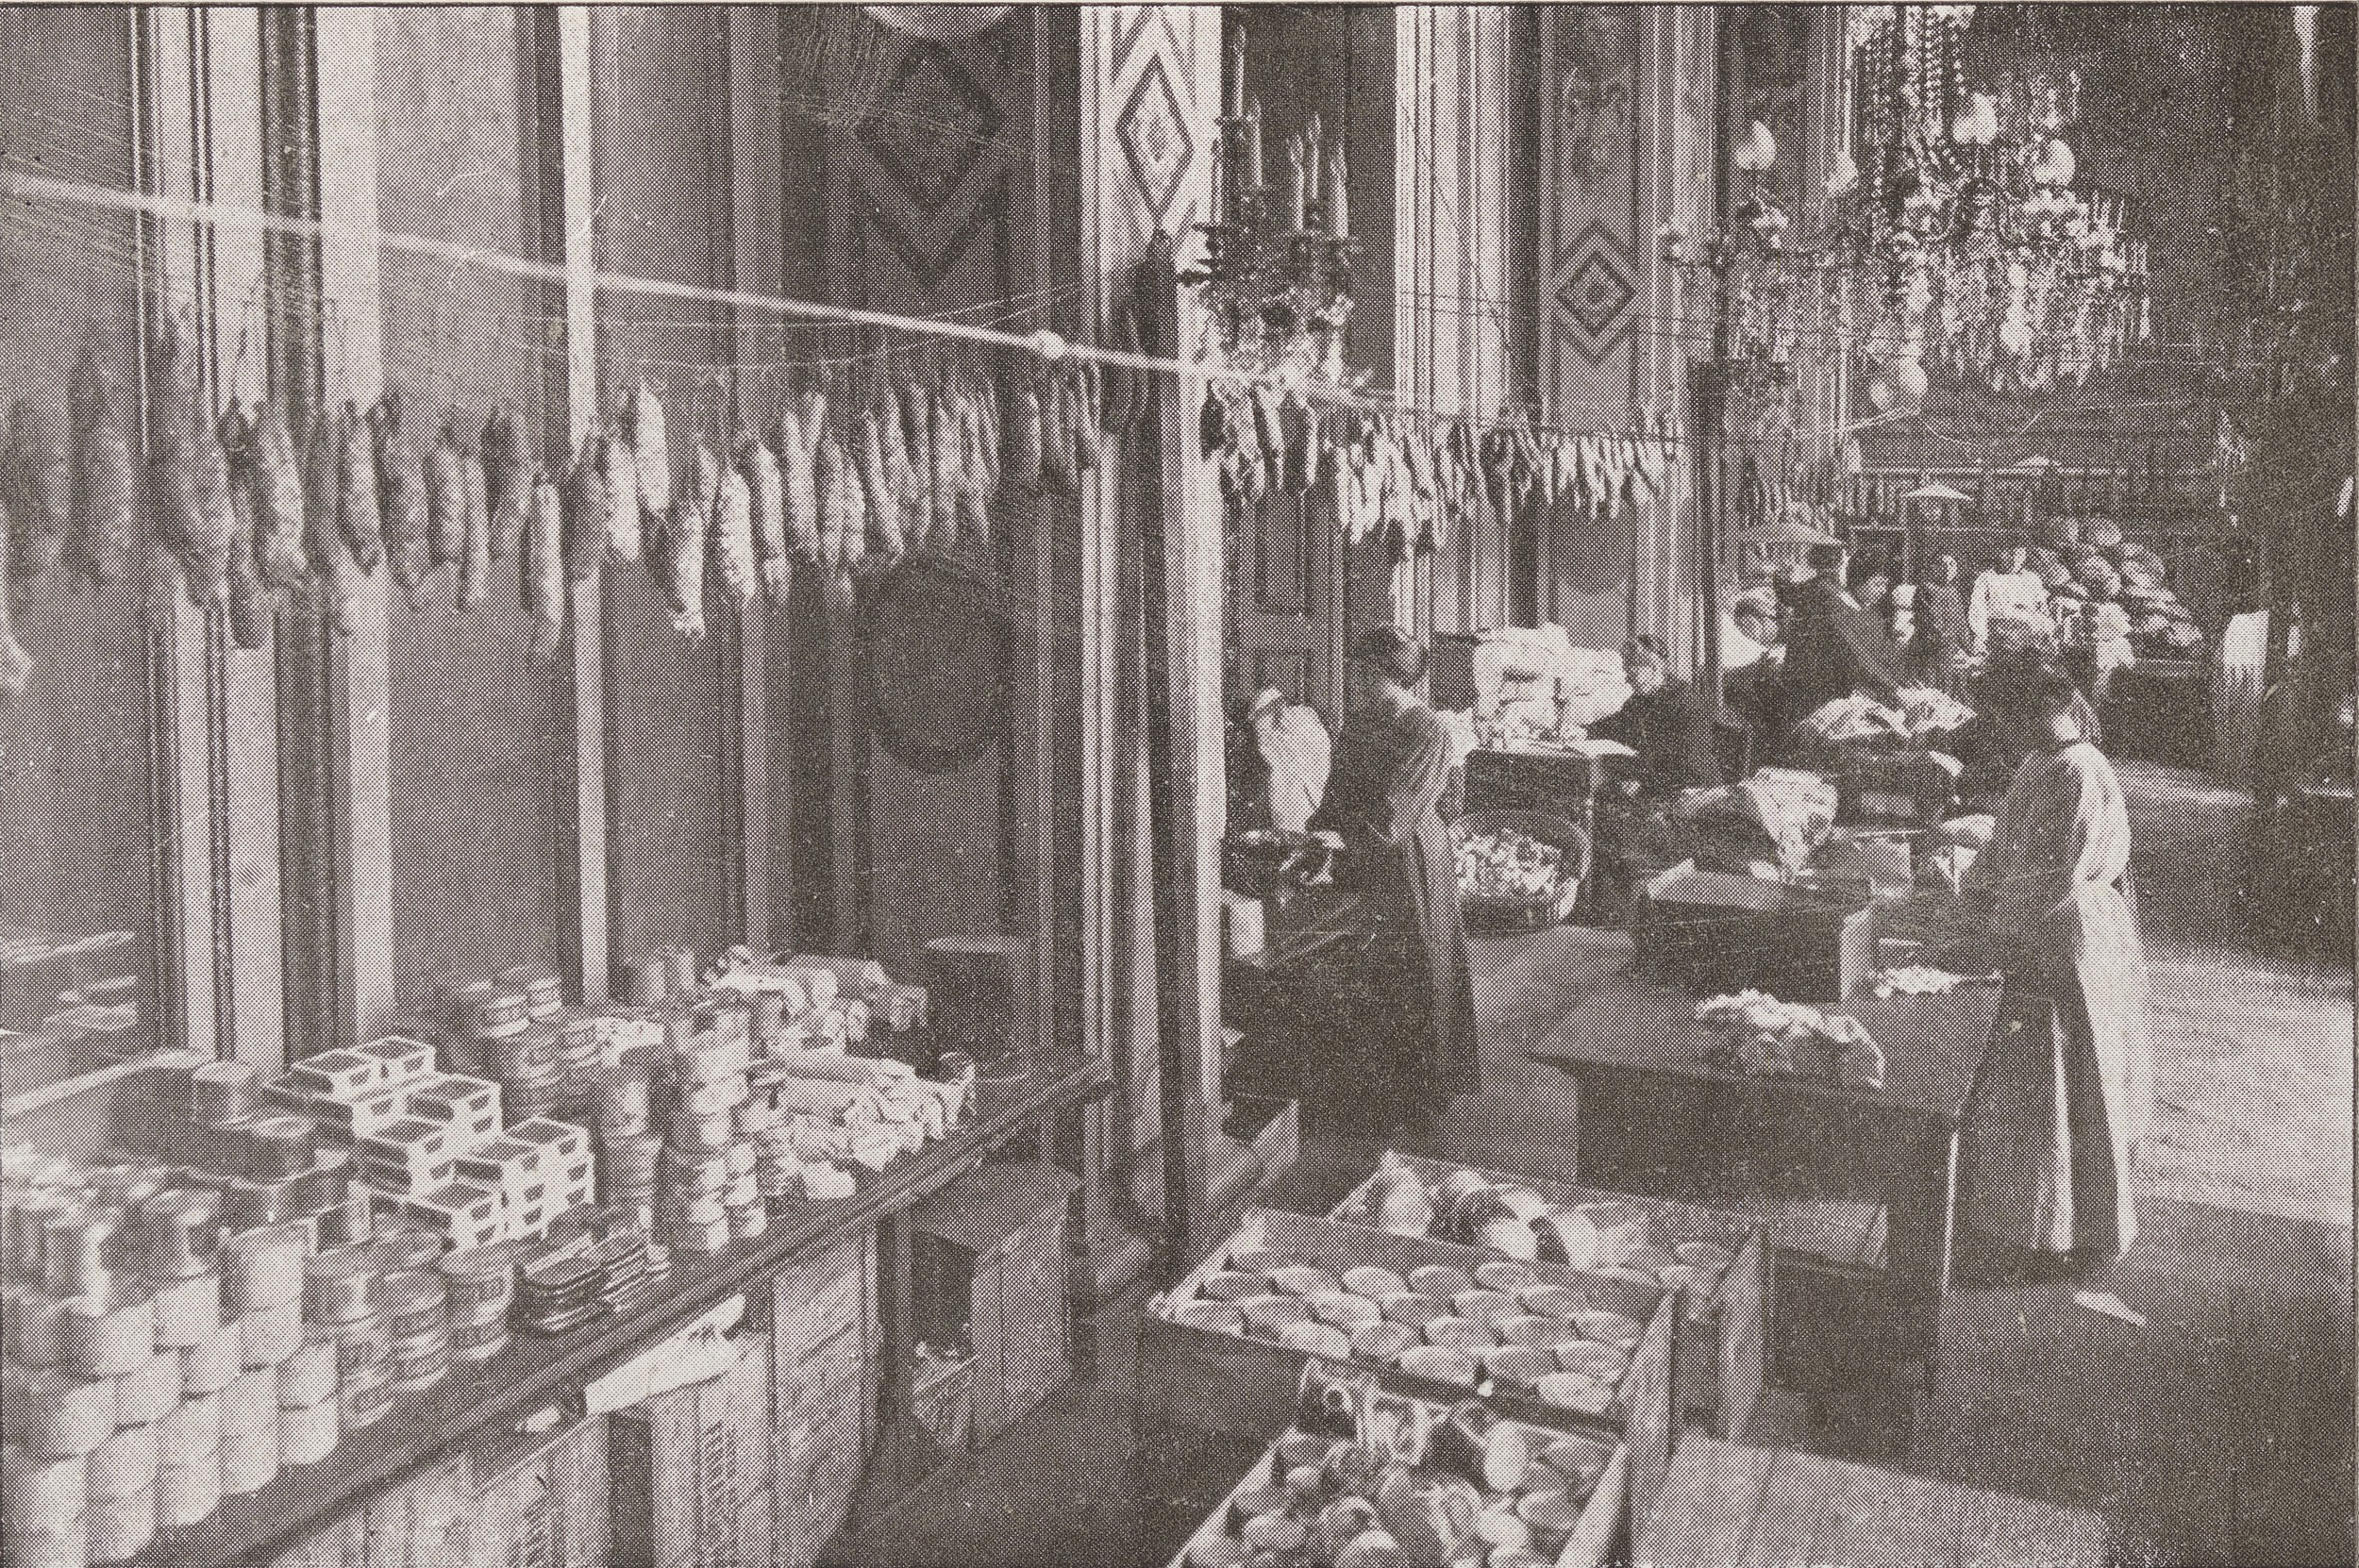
[
  {"left": 1553, "top": 221, "right": 1639, "bottom": 361},
  {"left": 862, "top": 558, "right": 1010, "bottom": 775},
  {"left": 857, "top": 43, "right": 1004, "bottom": 209},
  {"left": 1117, "top": 54, "right": 1193, "bottom": 231}
]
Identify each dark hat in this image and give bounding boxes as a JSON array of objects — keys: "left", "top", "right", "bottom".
[{"left": 1350, "top": 625, "right": 1427, "bottom": 685}]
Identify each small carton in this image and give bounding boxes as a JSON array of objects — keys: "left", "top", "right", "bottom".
[
  {"left": 404, "top": 1074, "right": 503, "bottom": 1151},
  {"left": 401, "top": 1181, "right": 505, "bottom": 1251},
  {"left": 308, "top": 1085, "right": 414, "bottom": 1144},
  {"left": 286, "top": 1048, "right": 384, "bottom": 1100},
  {"left": 508, "top": 1118, "right": 592, "bottom": 1179},
  {"left": 358, "top": 1036, "right": 437, "bottom": 1086}
]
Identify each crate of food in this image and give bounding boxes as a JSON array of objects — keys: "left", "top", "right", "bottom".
[
  {"left": 1329, "top": 1153, "right": 1768, "bottom": 1441},
  {"left": 1455, "top": 811, "right": 1589, "bottom": 933},
  {"left": 1163, "top": 1372, "right": 1638, "bottom": 1568},
  {"left": 1142, "top": 1210, "right": 1674, "bottom": 1453},
  {"left": 1632, "top": 861, "right": 1880, "bottom": 1004}
]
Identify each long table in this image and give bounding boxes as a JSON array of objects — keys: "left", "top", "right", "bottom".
[
  {"left": 1517, "top": 926, "right": 1998, "bottom": 1399},
  {"left": 139, "top": 1057, "right": 1113, "bottom": 1568}
]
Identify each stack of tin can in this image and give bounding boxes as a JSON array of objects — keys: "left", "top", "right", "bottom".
[
  {"left": 652, "top": 1006, "right": 754, "bottom": 1258},
  {"left": 436, "top": 1243, "right": 515, "bottom": 1364},
  {"left": 302, "top": 1244, "right": 393, "bottom": 1438},
  {"left": 379, "top": 1269, "right": 450, "bottom": 1395}
]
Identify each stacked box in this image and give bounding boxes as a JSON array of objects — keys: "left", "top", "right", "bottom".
[
  {"left": 284, "top": 1049, "right": 385, "bottom": 1101},
  {"left": 359, "top": 1035, "right": 436, "bottom": 1086},
  {"left": 357, "top": 1119, "right": 458, "bottom": 1197},
  {"left": 395, "top": 1181, "right": 506, "bottom": 1254},
  {"left": 404, "top": 1075, "right": 503, "bottom": 1154}
]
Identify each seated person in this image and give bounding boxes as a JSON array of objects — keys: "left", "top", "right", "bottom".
[
  {"left": 1722, "top": 599, "right": 1784, "bottom": 741},
  {"left": 1591, "top": 635, "right": 1724, "bottom": 799}
]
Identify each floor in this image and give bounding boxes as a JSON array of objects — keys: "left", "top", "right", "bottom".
[{"left": 831, "top": 762, "right": 2354, "bottom": 1568}]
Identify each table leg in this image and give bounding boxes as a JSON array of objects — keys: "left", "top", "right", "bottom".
[{"left": 1879, "top": 1122, "right": 1962, "bottom": 1396}]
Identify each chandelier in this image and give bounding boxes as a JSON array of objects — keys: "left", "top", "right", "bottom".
[
  {"left": 1181, "top": 35, "right": 1358, "bottom": 386},
  {"left": 1665, "top": 4, "right": 2150, "bottom": 400}
]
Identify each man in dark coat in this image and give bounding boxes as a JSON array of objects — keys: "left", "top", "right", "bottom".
[
  {"left": 1306, "top": 626, "right": 1481, "bottom": 1136},
  {"left": 1779, "top": 542, "right": 1905, "bottom": 738},
  {"left": 1592, "top": 635, "right": 1725, "bottom": 797}
]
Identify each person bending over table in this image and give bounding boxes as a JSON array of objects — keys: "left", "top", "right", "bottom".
[
  {"left": 1776, "top": 542, "right": 1906, "bottom": 743},
  {"left": 1585, "top": 637, "right": 1723, "bottom": 921},
  {"left": 1949, "top": 660, "right": 2152, "bottom": 1277},
  {"left": 1304, "top": 626, "right": 1482, "bottom": 1136}
]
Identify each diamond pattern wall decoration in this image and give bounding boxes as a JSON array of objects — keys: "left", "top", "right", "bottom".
[
  {"left": 1553, "top": 221, "right": 1638, "bottom": 360},
  {"left": 857, "top": 42, "right": 1004, "bottom": 209},
  {"left": 1117, "top": 54, "right": 1192, "bottom": 230}
]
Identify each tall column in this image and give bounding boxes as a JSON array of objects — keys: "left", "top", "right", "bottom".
[{"left": 1394, "top": 7, "right": 1515, "bottom": 641}]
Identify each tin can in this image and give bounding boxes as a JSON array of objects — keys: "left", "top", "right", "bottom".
[
  {"left": 88, "top": 1422, "right": 159, "bottom": 1500},
  {"left": 147, "top": 1271, "right": 221, "bottom": 1352},
  {"left": 8, "top": 1371, "right": 116, "bottom": 1460},
  {"left": 3, "top": 1446, "right": 89, "bottom": 1534},
  {"left": 302, "top": 1246, "right": 380, "bottom": 1325},
  {"left": 276, "top": 1341, "right": 338, "bottom": 1410},
  {"left": 376, "top": 1228, "right": 446, "bottom": 1276},
  {"left": 667, "top": 1108, "right": 733, "bottom": 1154},
  {"left": 311, "top": 1193, "right": 375, "bottom": 1253},
  {"left": 243, "top": 1117, "right": 319, "bottom": 1184},
  {"left": 380, "top": 1271, "right": 446, "bottom": 1340},
  {"left": 191, "top": 1060, "right": 259, "bottom": 1130},
  {"left": 239, "top": 1298, "right": 305, "bottom": 1368},
  {"left": 223, "top": 1176, "right": 300, "bottom": 1233},
  {"left": 436, "top": 1243, "right": 516, "bottom": 1317},
  {"left": 157, "top": 1392, "right": 221, "bottom": 1466},
  {"left": 157, "top": 1458, "right": 222, "bottom": 1532},
  {"left": 445, "top": 1310, "right": 510, "bottom": 1364},
  {"left": 63, "top": 1293, "right": 157, "bottom": 1379},
  {"left": 318, "top": 1313, "right": 393, "bottom": 1382},
  {"left": 221, "top": 1225, "right": 305, "bottom": 1314},
  {"left": 218, "top": 1420, "right": 278, "bottom": 1496},
  {"left": 84, "top": 1485, "right": 156, "bottom": 1564},
  {"left": 180, "top": 1318, "right": 243, "bottom": 1395},
  {"left": 340, "top": 1372, "right": 395, "bottom": 1432},
  {"left": 220, "top": 1368, "right": 277, "bottom": 1436},
  {"left": 111, "top": 1348, "right": 180, "bottom": 1426},
  {"left": 278, "top": 1394, "right": 339, "bottom": 1466}
]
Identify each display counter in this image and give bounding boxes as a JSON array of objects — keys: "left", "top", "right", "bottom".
[{"left": 121, "top": 1057, "right": 1109, "bottom": 1568}]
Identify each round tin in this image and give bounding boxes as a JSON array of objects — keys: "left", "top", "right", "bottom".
[
  {"left": 64, "top": 1294, "right": 158, "bottom": 1379},
  {"left": 320, "top": 1314, "right": 393, "bottom": 1382},
  {"left": 288, "top": 1155, "right": 350, "bottom": 1217},
  {"left": 191, "top": 1061, "right": 259, "bottom": 1130},
  {"left": 112, "top": 1348, "right": 180, "bottom": 1426},
  {"left": 667, "top": 1108, "right": 733, "bottom": 1154},
  {"left": 84, "top": 1486, "right": 156, "bottom": 1564},
  {"left": 277, "top": 1341, "right": 338, "bottom": 1410},
  {"left": 141, "top": 1190, "right": 222, "bottom": 1282},
  {"left": 339, "top": 1373, "right": 394, "bottom": 1432},
  {"left": 218, "top": 1422, "right": 278, "bottom": 1496},
  {"left": 88, "top": 1422, "right": 159, "bottom": 1500},
  {"left": 313, "top": 1193, "right": 375, "bottom": 1252},
  {"left": 278, "top": 1395, "right": 339, "bottom": 1466},
  {"left": 244, "top": 1117, "right": 319, "bottom": 1184},
  {"left": 223, "top": 1178, "right": 297, "bottom": 1234},
  {"left": 494, "top": 1028, "right": 560, "bottom": 1078},
  {"left": 157, "top": 1392, "right": 221, "bottom": 1465},
  {"left": 220, "top": 1368, "right": 277, "bottom": 1436},
  {"left": 148, "top": 1272, "right": 222, "bottom": 1352},
  {"left": 377, "top": 1227, "right": 446, "bottom": 1276},
  {"left": 436, "top": 1243, "right": 516, "bottom": 1315},
  {"left": 10, "top": 1370, "right": 114, "bottom": 1459},
  {"left": 445, "top": 1311, "right": 511, "bottom": 1360},
  {"left": 221, "top": 1227, "right": 305, "bottom": 1314},
  {"left": 240, "top": 1299, "right": 305, "bottom": 1368},
  {"left": 725, "top": 1174, "right": 759, "bottom": 1211},
  {"left": 721, "top": 1141, "right": 758, "bottom": 1179},
  {"left": 601, "top": 1136, "right": 662, "bottom": 1192},
  {"left": 476, "top": 985, "right": 531, "bottom": 1031},
  {"left": 180, "top": 1318, "right": 243, "bottom": 1395},
  {"left": 157, "top": 1459, "right": 221, "bottom": 1533},
  {"left": 303, "top": 1247, "right": 380, "bottom": 1325},
  {"left": 661, "top": 1148, "right": 728, "bottom": 1195},
  {"left": 4, "top": 1446, "right": 89, "bottom": 1533},
  {"left": 727, "top": 1203, "right": 767, "bottom": 1243},
  {"left": 391, "top": 1338, "right": 449, "bottom": 1392}
]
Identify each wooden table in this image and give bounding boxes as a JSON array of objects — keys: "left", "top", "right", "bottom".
[
  {"left": 1636, "top": 1437, "right": 2109, "bottom": 1568},
  {"left": 1522, "top": 926, "right": 1999, "bottom": 1395}
]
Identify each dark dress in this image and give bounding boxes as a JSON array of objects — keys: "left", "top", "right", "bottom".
[
  {"left": 1909, "top": 581, "right": 1973, "bottom": 697},
  {"left": 1591, "top": 677, "right": 1725, "bottom": 797},
  {"left": 1307, "top": 702, "right": 1482, "bottom": 1124},
  {"left": 1779, "top": 578, "right": 1906, "bottom": 735}
]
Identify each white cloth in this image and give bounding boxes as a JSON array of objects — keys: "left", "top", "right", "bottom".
[
  {"left": 1255, "top": 701, "right": 1332, "bottom": 835},
  {"left": 1960, "top": 741, "right": 2150, "bottom": 1256},
  {"left": 2213, "top": 609, "right": 2269, "bottom": 780},
  {"left": 1968, "top": 569, "right": 2050, "bottom": 648}
]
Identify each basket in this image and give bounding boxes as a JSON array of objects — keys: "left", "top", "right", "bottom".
[{"left": 1454, "top": 809, "right": 1589, "bottom": 932}]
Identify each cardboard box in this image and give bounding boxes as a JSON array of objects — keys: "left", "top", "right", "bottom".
[
  {"left": 358, "top": 1036, "right": 436, "bottom": 1086},
  {"left": 285, "top": 1049, "right": 383, "bottom": 1100},
  {"left": 609, "top": 1335, "right": 773, "bottom": 1568}
]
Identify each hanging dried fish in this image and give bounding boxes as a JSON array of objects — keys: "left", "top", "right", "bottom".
[
  {"left": 480, "top": 404, "right": 532, "bottom": 562},
  {"left": 1199, "top": 384, "right": 1227, "bottom": 460},
  {"left": 187, "top": 428, "right": 239, "bottom": 611},
  {"left": 628, "top": 383, "right": 672, "bottom": 519},
  {"left": 656, "top": 442, "right": 714, "bottom": 638},
  {"left": 68, "top": 347, "right": 140, "bottom": 588},
  {"left": 524, "top": 472, "right": 565, "bottom": 657},
  {"left": 1252, "top": 388, "right": 1286, "bottom": 496},
  {"left": 928, "top": 380, "right": 961, "bottom": 540},
  {"left": 778, "top": 398, "right": 821, "bottom": 564},
  {"left": 878, "top": 384, "right": 921, "bottom": 547},
  {"left": 1073, "top": 363, "right": 1100, "bottom": 475},
  {"left": 327, "top": 402, "right": 381, "bottom": 574},
  {"left": 1108, "top": 301, "right": 1148, "bottom": 439},
  {"left": 304, "top": 414, "right": 362, "bottom": 637},
  {"left": 955, "top": 393, "right": 990, "bottom": 544},
  {"left": 7, "top": 401, "right": 73, "bottom": 589},
  {"left": 974, "top": 372, "right": 1002, "bottom": 495},
  {"left": 251, "top": 402, "right": 311, "bottom": 592},
  {"left": 1009, "top": 375, "right": 1044, "bottom": 491},
  {"left": 736, "top": 431, "right": 789, "bottom": 600},
  {"left": 225, "top": 475, "right": 272, "bottom": 652},
  {"left": 150, "top": 311, "right": 200, "bottom": 456},
  {"left": 458, "top": 439, "right": 492, "bottom": 609},
  {"left": 148, "top": 409, "right": 207, "bottom": 602},
  {"left": 838, "top": 424, "right": 869, "bottom": 573},
  {"left": 599, "top": 421, "right": 644, "bottom": 564},
  {"left": 423, "top": 417, "right": 467, "bottom": 579},
  {"left": 372, "top": 389, "right": 430, "bottom": 604},
  {"left": 814, "top": 429, "right": 846, "bottom": 571},
  {"left": 858, "top": 410, "right": 902, "bottom": 568},
  {"left": 562, "top": 434, "right": 612, "bottom": 583},
  {"left": 0, "top": 496, "right": 32, "bottom": 694},
  {"left": 711, "top": 458, "right": 759, "bottom": 607}
]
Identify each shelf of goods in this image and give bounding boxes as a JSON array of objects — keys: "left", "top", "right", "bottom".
[
  {"left": 1139, "top": 1209, "right": 1678, "bottom": 1527},
  {"left": 1167, "top": 1384, "right": 1633, "bottom": 1568},
  {"left": 1326, "top": 1154, "right": 1767, "bottom": 1443}
]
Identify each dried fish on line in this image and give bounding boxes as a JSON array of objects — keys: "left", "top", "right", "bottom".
[
  {"left": 859, "top": 409, "right": 902, "bottom": 568},
  {"left": 305, "top": 416, "right": 363, "bottom": 638},
  {"left": 251, "top": 402, "right": 313, "bottom": 593},
  {"left": 225, "top": 476, "right": 273, "bottom": 652},
  {"left": 628, "top": 383, "right": 671, "bottom": 519},
  {"left": 600, "top": 423, "right": 644, "bottom": 565},
  {"left": 68, "top": 346, "right": 140, "bottom": 588},
  {"left": 524, "top": 472, "right": 566, "bottom": 657},
  {"left": 480, "top": 404, "right": 533, "bottom": 564},
  {"left": 372, "top": 390, "right": 431, "bottom": 605},
  {"left": 6, "top": 400, "right": 73, "bottom": 586},
  {"left": 736, "top": 431, "right": 790, "bottom": 599},
  {"left": 424, "top": 418, "right": 469, "bottom": 577},
  {"left": 563, "top": 435, "right": 613, "bottom": 584},
  {"left": 458, "top": 439, "right": 492, "bottom": 610},
  {"left": 778, "top": 398, "right": 820, "bottom": 564},
  {"left": 711, "top": 460, "right": 758, "bottom": 606}
]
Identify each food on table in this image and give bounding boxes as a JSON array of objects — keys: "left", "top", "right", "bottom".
[
  {"left": 1481, "top": 1345, "right": 1554, "bottom": 1393},
  {"left": 1408, "top": 1265, "right": 1478, "bottom": 1300},
  {"left": 1533, "top": 1373, "right": 1612, "bottom": 1416},
  {"left": 1455, "top": 826, "right": 1573, "bottom": 905},
  {"left": 1571, "top": 1310, "right": 1643, "bottom": 1351},
  {"left": 1450, "top": 1290, "right": 1517, "bottom": 1329},
  {"left": 1350, "top": 1323, "right": 1418, "bottom": 1363},
  {"left": 1312, "top": 1293, "right": 1383, "bottom": 1330},
  {"left": 1496, "top": 1315, "right": 1580, "bottom": 1353},
  {"left": 1473, "top": 1260, "right": 1538, "bottom": 1294},
  {"left": 1203, "top": 1270, "right": 1267, "bottom": 1302},
  {"left": 1395, "top": 1345, "right": 1480, "bottom": 1389},
  {"left": 1343, "top": 1267, "right": 1409, "bottom": 1300},
  {"left": 1421, "top": 1316, "right": 1497, "bottom": 1355},
  {"left": 1380, "top": 1293, "right": 1450, "bottom": 1329},
  {"left": 1241, "top": 1294, "right": 1313, "bottom": 1336},
  {"left": 1271, "top": 1265, "right": 1346, "bottom": 1298},
  {"left": 1515, "top": 1283, "right": 1586, "bottom": 1319},
  {"left": 1175, "top": 1300, "right": 1246, "bottom": 1335},
  {"left": 1695, "top": 989, "right": 1888, "bottom": 1090},
  {"left": 1280, "top": 1320, "right": 1356, "bottom": 1361},
  {"left": 1553, "top": 1341, "right": 1629, "bottom": 1380}
]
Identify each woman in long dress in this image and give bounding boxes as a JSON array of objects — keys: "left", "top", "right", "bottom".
[
  {"left": 1307, "top": 627, "right": 1481, "bottom": 1134},
  {"left": 1957, "top": 662, "right": 2152, "bottom": 1266}
]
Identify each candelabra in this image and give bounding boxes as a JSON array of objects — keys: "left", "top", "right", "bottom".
[{"left": 1182, "top": 40, "right": 1358, "bottom": 387}]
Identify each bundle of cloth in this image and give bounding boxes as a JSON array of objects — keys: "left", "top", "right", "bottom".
[
  {"left": 1673, "top": 766, "right": 1840, "bottom": 877},
  {"left": 1465, "top": 624, "right": 1632, "bottom": 735}
]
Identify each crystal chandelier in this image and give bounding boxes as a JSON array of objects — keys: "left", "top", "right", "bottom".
[
  {"left": 1181, "top": 35, "right": 1359, "bottom": 387},
  {"left": 1665, "top": 4, "right": 2150, "bottom": 400}
]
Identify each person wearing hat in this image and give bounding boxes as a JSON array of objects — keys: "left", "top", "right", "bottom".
[
  {"left": 1776, "top": 541, "right": 1905, "bottom": 742},
  {"left": 1304, "top": 626, "right": 1481, "bottom": 1134}
]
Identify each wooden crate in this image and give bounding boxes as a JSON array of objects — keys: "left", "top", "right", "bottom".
[
  {"left": 610, "top": 1333, "right": 774, "bottom": 1568},
  {"left": 1330, "top": 1153, "right": 1770, "bottom": 1442},
  {"left": 1162, "top": 1399, "right": 1635, "bottom": 1568},
  {"left": 264, "top": 1450, "right": 475, "bottom": 1568},
  {"left": 911, "top": 1162, "right": 1080, "bottom": 1447},
  {"left": 1139, "top": 1209, "right": 1676, "bottom": 1482},
  {"left": 468, "top": 1415, "right": 610, "bottom": 1568},
  {"left": 771, "top": 1231, "right": 878, "bottom": 1568},
  {"left": 1633, "top": 862, "right": 1881, "bottom": 1003}
]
